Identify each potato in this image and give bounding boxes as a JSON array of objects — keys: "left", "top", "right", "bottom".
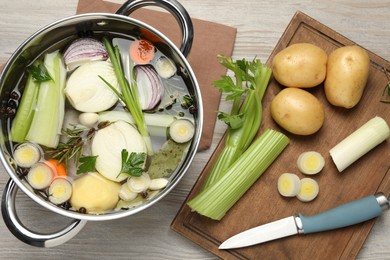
[
  {"left": 70, "top": 172, "right": 121, "bottom": 214},
  {"left": 271, "top": 88, "right": 325, "bottom": 135},
  {"left": 324, "top": 45, "right": 370, "bottom": 108},
  {"left": 272, "top": 43, "right": 327, "bottom": 88}
]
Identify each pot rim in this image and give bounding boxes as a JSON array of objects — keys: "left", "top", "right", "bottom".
[{"left": 0, "top": 12, "right": 203, "bottom": 221}]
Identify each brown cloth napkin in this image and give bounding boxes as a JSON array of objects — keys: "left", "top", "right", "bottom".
[{"left": 1, "top": 0, "right": 237, "bottom": 151}]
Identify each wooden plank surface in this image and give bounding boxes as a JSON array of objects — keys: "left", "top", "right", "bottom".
[
  {"left": 0, "top": 0, "right": 389, "bottom": 259},
  {"left": 172, "top": 11, "right": 390, "bottom": 259}
]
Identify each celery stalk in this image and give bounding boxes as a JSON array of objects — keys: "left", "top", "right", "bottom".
[
  {"left": 202, "top": 57, "right": 272, "bottom": 189},
  {"left": 25, "top": 51, "right": 66, "bottom": 148},
  {"left": 10, "top": 62, "right": 40, "bottom": 142},
  {"left": 188, "top": 129, "right": 289, "bottom": 220}
]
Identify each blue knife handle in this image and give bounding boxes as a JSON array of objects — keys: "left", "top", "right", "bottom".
[{"left": 299, "top": 194, "right": 389, "bottom": 234}]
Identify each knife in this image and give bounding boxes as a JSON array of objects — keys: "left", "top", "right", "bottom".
[{"left": 219, "top": 193, "right": 389, "bottom": 249}]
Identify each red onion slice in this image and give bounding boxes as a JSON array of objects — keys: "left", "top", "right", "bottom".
[
  {"left": 64, "top": 38, "right": 108, "bottom": 71},
  {"left": 134, "top": 65, "right": 164, "bottom": 111}
]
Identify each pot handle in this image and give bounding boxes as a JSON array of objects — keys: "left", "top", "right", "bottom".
[
  {"left": 116, "top": 0, "right": 194, "bottom": 57},
  {"left": 1, "top": 179, "right": 87, "bottom": 247}
]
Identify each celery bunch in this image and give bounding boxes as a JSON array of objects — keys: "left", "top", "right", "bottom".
[
  {"left": 188, "top": 129, "right": 289, "bottom": 220},
  {"left": 11, "top": 51, "right": 66, "bottom": 148},
  {"left": 202, "top": 55, "right": 273, "bottom": 189}
]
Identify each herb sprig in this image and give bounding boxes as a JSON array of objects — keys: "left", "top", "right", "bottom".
[{"left": 119, "top": 149, "right": 147, "bottom": 177}]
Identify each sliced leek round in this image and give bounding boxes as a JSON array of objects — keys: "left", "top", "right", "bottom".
[
  {"left": 48, "top": 178, "right": 73, "bottom": 205},
  {"left": 127, "top": 173, "right": 151, "bottom": 193},
  {"left": 297, "top": 151, "right": 325, "bottom": 175},
  {"left": 27, "top": 163, "right": 54, "bottom": 190},
  {"left": 297, "top": 178, "right": 319, "bottom": 202},
  {"left": 277, "top": 173, "right": 301, "bottom": 197},
  {"left": 13, "top": 142, "right": 41, "bottom": 168},
  {"left": 119, "top": 183, "right": 138, "bottom": 201},
  {"left": 169, "top": 119, "right": 195, "bottom": 143}
]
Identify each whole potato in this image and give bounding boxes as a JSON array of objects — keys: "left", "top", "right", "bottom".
[
  {"left": 271, "top": 88, "right": 325, "bottom": 135},
  {"left": 324, "top": 45, "right": 370, "bottom": 108},
  {"left": 70, "top": 172, "right": 121, "bottom": 214},
  {"left": 272, "top": 43, "right": 327, "bottom": 88}
]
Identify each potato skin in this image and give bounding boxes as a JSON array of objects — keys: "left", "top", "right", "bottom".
[
  {"left": 271, "top": 88, "right": 325, "bottom": 135},
  {"left": 272, "top": 43, "right": 327, "bottom": 88},
  {"left": 324, "top": 45, "right": 370, "bottom": 108}
]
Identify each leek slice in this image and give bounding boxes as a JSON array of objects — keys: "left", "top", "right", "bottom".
[
  {"left": 25, "top": 51, "right": 66, "bottom": 148},
  {"left": 188, "top": 129, "right": 289, "bottom": 220}
]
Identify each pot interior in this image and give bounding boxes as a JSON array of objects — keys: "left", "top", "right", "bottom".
[{"left": 0, "top": 14, "right": 202, "bottom": 221}]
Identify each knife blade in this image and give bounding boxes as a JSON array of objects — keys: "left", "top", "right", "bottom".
[{"left": 219, "top": 193, "right": 389, "bottom": 249}]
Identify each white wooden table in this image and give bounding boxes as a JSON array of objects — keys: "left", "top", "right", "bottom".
[{"left": 0, "top": 0, "right": 389, "bottom": 259}]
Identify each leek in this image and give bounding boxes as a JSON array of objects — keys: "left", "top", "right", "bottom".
[
  {"left": 188, "top": 129, "right": 289, "bottom": 220},
  {"left": 202, "top": 56, "right": 272, "bottom": 189},
  {"left": 330, "top": 116, "right": 390, "bottom": 172},
  {"left": 25, "top": 51, "right": 66, "bottom": 148},
  {"left": 10, "top": 62, "right": 40, "bottom": 142},
  {"left": 102, "top": 38, "right": 153, "bottom": 155}
]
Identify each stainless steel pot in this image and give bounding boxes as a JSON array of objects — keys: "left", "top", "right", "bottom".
[{"left": 0, "top": 0, "right": 202, "bottom": 247}]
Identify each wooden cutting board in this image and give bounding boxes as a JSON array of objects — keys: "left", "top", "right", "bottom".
[{"left": 171, "top": 11, "right": 390, "bottom": 260}]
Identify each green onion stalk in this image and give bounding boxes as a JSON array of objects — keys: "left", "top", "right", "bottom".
[
  {"left": 102, "top": 38, "right": 153, "bottom": 155},
  {"left": 202, "top": 56, "right": 272, "bottom": 189}
]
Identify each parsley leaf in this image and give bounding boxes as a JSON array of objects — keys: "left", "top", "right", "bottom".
[
  {"left": 77, "top": 155, "right": 98, "bottom": 175},
  {"left": 27, "top": 62, "right": 53, "bottom": 82},
  {"left": 218, "top": 112, "right": 244, "bottom": 129},
  {"left": 120, "top": 149, "right": 146, "bottom": 177}
]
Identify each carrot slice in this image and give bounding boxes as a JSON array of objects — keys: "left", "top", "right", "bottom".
[
  {"left": 129, "top": 39, "right": 155, "bottom": 64},
  {"left": 44, "top": 159, "right": 67, "bottom": 177}
]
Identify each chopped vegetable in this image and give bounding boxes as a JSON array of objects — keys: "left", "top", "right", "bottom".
[
  {"left": 25, "top": 50, "right": 66, "bottom": 148},
  {"left": 65, "top": 61, "right": 120, "bottom": 112},
  {"left": 297, "top": 178, "right": 319, "bottom": 202},
  {"left": 120, "top": 149, "right": 147, "bottom": 177},
  {"left": 79, "top": 112, "right": 99, "bottom": 127},
  {"left": 188, "top": 129, "right": 289, "bottom": 220},
  {"left": 102, "top": 37, "right": 153, "bottom": 155},
  {"left": 202, "top": 55, "right": 272, "bottom": 190},
  {"left": 27, "top": 163, "right": 54, "bottom": 190},
  {"left": 134, "top": 65, "right": 164, "bottom": 110},
  {"left": 91, "top": 121, "right": 146, "bottom": 182},
  {"left": 277, "top": 173, "right": 301, "bottom": 197},
  {"left": 329, "top": 116, "right": 390, "bottom": 172},
  {"left": 297, "top": 151, "right": 325, "bottom": 175},
  {"left": 63, "top": 38, "right": 108, "bottom": 71},
  {"left": 169, "top": 119, "right": 195, "bottom": 143},
  {"left": 129, "top": 39, "right": 155, "bottom": 64},
  {"left": 119, "top": 183, "right": 138, "bottom": 201},
  {"left": 48, "top": 178, "right": 72, "bottom": 205},
  {"left": 10, "top": 63, "right": 40, "bottom": 143},
  {"left": 149, "top": 178, "right": 169, "bottom": 190},
  {"left": 44, "top": 159, "right": 67, "bottom": 177},
  {"left": 13, "top": 142, "right": 41, "bottom": 168},
  {"left": 155, "top": 56, "right": 177, "bottom": 78},
  {"left": 127, "top": 172, "right": 151, "bottom": 193}
]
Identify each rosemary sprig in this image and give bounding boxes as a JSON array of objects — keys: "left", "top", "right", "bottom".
[{"left": 47, "top": 126, "right": 96, "bottom": 167}]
